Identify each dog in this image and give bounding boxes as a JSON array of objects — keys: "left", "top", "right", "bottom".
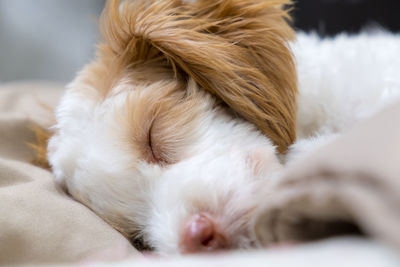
[
  {"left": 44, "top": 0, "right": 400, "bottom": 255},
  {"left": 46, "top": 0, "right": 296, "bottom": 254}
]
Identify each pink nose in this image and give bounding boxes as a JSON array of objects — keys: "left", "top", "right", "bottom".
[{"left": 179, "top": 213, "right": 227, "bottom": 253}]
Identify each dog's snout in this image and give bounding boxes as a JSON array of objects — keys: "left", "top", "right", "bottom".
[{"left": 179, "top": 213, "right": 227, "bottom": 253}]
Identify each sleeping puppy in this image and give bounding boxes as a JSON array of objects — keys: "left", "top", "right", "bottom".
[
  {"left": 44, "top": 0, "right": 400, "bottom": 255},
  {"left": 47, "top": 0, "right": 297, "bottom": 254}
]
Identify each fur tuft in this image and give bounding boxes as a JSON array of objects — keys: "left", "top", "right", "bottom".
[
  {"left": 28, "top": 125, "right": 51, "bottom": 169},
  {"left": 100, "top": 0, "right": 297, "bottom": 152}
]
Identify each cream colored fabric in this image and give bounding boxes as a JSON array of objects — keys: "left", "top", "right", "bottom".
[
  {"left": 255, "top": 101, "right": 400, "bottom": 251},
  {"left": 0, "top": 82, "right": 138, "bottom": 265},
  {"left": 92, "top": 238, "right": 399, "bottom": 267}
]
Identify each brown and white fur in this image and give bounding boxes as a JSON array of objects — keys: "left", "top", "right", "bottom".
[{"left": 46, "top": 0, "right": 297, "bottom": 254}]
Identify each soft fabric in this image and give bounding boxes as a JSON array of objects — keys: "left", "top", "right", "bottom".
[
  {"left": 0, "top": 82, "right": 138, "bottom": 265},
  {"left": 90, "top": 238, "right": 399, "bottom": 267},
  {"left": 255, "top": 100, "right": 400, "bottom": 251}
]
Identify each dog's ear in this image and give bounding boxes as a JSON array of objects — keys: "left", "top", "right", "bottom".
[
  {"left": 189, "top": 0, "right": 297, "bottom": 153},
  {"left": 100, "top": 0, "right": 297, "bottom": 153}
]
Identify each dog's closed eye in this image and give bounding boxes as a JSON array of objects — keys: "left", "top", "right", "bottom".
[
  {"left": 114, "top": 78, "right": 211, "bottom": 167},
  {"left": 146, "top": 116, "right": 170, "bottom": 165},
  {"left": 147, "top": 120, "right": 159, "bottom": 163}
]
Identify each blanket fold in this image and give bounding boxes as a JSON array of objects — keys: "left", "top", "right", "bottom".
[{"left": 255, "top": 101, "right": 400, "bottom": 251}]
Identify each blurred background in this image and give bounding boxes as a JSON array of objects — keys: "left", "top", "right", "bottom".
[
  {"left": 0, "top": 0, "right": 105, "bottom": 82},
  {"left": 0, "top": 0, "right": 399, "bottom": 83}
]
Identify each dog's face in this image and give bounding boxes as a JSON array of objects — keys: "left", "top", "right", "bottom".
[
  {"left": 47, "top": 0, "right": 296, "bottom": 254},
  {"left": 48, "top": 67, "right": 282, "bottom": 253}
]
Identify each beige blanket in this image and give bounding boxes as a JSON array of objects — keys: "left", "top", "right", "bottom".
[
  {"left": 0, "top": 82, "right": 138, "bottom": 265},
  {"left": 255, "top": 101, "right": 400, "bottom": 251},
  {"left": 0, "top": 82, "right": 399, "bottom": 265}
]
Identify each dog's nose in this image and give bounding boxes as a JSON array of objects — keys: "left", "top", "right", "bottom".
[{"left": 179, "top": 213, "right": 227, "bottom": 253}]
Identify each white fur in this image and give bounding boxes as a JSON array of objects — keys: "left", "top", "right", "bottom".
[
  {"left": 289, "top": 31, "right": 400, "bottom": 159},
  {"left": 48, "top": 31, "right": 400, "bottom": 254}
]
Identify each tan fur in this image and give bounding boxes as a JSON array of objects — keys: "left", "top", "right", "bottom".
[
  {"left": 99, "top": 0, "right": 297, "bottom": 153},
  {"left": 115, "top": 77, "right": 213, "bottom": 165},
  {"left": 28, "top": 125, "right": 52, "bottom": 169},
  {"left": 33, "top": 0, "right": 297, "bottom": 173},
  {"left": 32, "top": 1, "right": 296, "bottom": 179}
]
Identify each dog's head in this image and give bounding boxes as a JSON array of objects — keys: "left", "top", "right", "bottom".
[{"left": 47, "top": 0, "right": 296, "bottom": 254}]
